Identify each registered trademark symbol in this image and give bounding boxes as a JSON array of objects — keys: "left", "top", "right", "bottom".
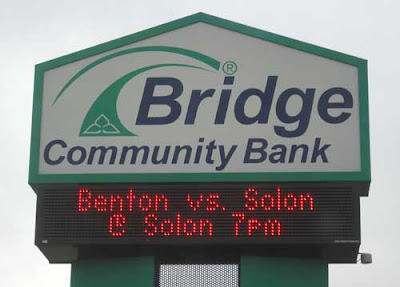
[{"left": 222, "top": 61, "right": 238, "bottom": 75}]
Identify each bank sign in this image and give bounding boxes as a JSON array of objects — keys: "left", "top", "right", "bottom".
[{"left": 29, "top": 13, "right": 370, "bottom": 193}]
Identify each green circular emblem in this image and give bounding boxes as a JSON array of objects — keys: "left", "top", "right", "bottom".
[{"left": 222, "top": 61, "right": 238, "bottom": 75}]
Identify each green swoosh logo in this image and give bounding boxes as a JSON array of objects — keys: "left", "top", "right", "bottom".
[
  {"left": 54, "top": 46, "right": 221, "bottom": 137},
  {"left": 53, "top": 46, "right": 220, "bottom": 106}
]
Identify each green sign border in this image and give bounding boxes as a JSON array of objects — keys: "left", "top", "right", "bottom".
[{"left": 29, "top": 13, "right": 370, "bottom": 194}]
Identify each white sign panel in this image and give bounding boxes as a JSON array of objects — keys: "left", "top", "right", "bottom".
[{"left": 30, "top": 13, "right": 370, "bottom": 186}]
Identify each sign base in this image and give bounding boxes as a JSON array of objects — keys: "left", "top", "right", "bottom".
[{"left": 70, "top": 256, "right": 327, "bottom": 287}]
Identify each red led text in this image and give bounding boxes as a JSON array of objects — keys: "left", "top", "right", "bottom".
[
  {"left": 244, "top": 187, "right": 314, "bottom": 211},
  {"left": 144, "top": 213, "right": 213, "bottom": 237},
  {"left": 186, "top": 193, "right": 225, "bottom": 211},
  {"left": 77, "top": 186, "right": 316, "bottom": 239},
  {"left": 232, "top": 212, "right": 281, "bottom": 236},
  {"left": 78, "top": 188, "right": 168, "bottom": 212},
  {"left": 109, "top": 213, "right": 126, "bottom": 237}
]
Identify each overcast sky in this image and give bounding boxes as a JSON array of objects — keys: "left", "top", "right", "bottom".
[{"left": 1, "top": 0, "right": 398, "bottom": 286}]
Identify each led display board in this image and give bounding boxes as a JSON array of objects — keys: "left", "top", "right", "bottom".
[{"left": 36, "top": 183, "right": 360, "bottom": 263}]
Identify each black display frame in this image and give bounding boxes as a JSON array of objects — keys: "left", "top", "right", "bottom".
[{"left": 35, "top": 182, "right": 360, "bottom": 263}]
